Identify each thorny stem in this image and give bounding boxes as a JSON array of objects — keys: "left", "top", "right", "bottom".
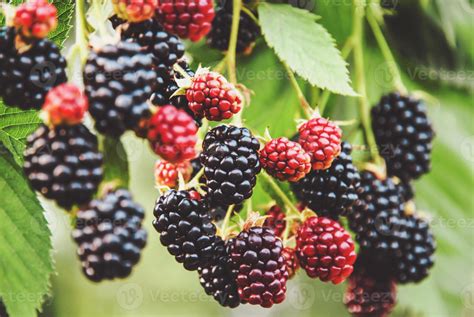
[
  {"left": 261, "top": 172, "right": 300, "bottom": 216},
  {"left": 366, "top": 4, "right": 407, "bottom": 94},
  {"left": 283, "top": 62, "right": 313, "bottom": 119},
  {"left": 227, "top": 0, "right": 242, "bottom": 84},
  {"left": 353, "top": 0, "right": 384, "bottom": 166}
]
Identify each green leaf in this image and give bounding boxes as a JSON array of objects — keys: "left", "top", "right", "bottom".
[
  {"left": 0, "top": 152, "right": 53, "bottom": 317},
  {"left": 0, "top": 103, "right": 42, "bottom": 166},
  {"left": 48, "top": 0, "right": 75, "bottom": 48},
  {"left": 100, "top": 137, "right": 130, "bottom": 189},
  {"left": 258, "top": 3, "right": 356, "bottom": 96}
]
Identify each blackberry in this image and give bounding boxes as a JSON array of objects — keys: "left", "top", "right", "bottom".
[
  {"left": 198, "top": 237, "right": 241, "bottom": 308},
  {"left": 347, "top": 171, "right": 406, "bottom": 260},
  {"left": 397, "top": 180, "right": 415, "bottom": 202},
  {"left": 0, "top": 300, "right": 7, "bottom": 317},
  {"left": 0, "top": 27, "right": 67, "bottom": 110},
  {"left": 153, "top": 190, "right": 217, "bottom": 270},
  {"left": 201, "top": 125, "right": 261, "bottom": 207},
  {"left": 83, "top": 41, "right": 156, "bottom": 137},
  {"left": 371, "top": 93, "right": 434, "bottom": 181},
  {"left": 23, "top": 124, "right": 103, "bottom": 210},
  {"left": 110, "top": 15, "right": 126, "bottom": 28},
  {"left": 291, "top": 142, "right": 363, "bottom": 219},
  {"left": 207, "top": 4, "right": 260, "bottom": 53},
  {"left": 264, "top": 205, "right": 286, "bottom": 237},
  {"left": 395, "top": 215, "right": 435, "bottom": 284},
  {"left": 72, "top": 189, "right": 147, "bottom": 282},
  {"left": 227, "top": 226, "right": 288, "bottom": 307}
]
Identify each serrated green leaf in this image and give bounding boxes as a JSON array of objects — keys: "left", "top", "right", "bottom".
[
  {"left": 100, "top": 137, "right": 130, "bottom": 189},
  {"left": 48, "top": 0, "right": 74, "bottom": 48},
  {"left": 0, "top": 103, "right": 42, "bottom": 165},
  {"left": 0, "top": 152, "right": 53, "bottom": 317},
  {"left": 258, "top": 3, "right": 356, "bottom": 96}
]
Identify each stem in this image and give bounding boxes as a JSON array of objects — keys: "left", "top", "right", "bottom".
[
  {"left": 220, "top": 205, "right": 235, "bottom": 237},
  {"left": 213, "top": 56, "right": 227, "bottom": 73},
  {"left": 261, "top": 172, "right": 300, "bottom": 216},
  {"left": 283, "top": 62, "right": 313, "bottom": 118},
  {"left": 353, "top": 0, "right": 383, "bottom": 166},
  {"left": 174, "top": 63, "right": 192, "bottom": 80},
  {"left": 227, "top": 0, "right": 242, "bottom": 84},
  {"left": 75, "top": 0, "right": 89, "bottom": 60},
  {"left": 366, "top": 5, "right": 407, "bottom": 93}
]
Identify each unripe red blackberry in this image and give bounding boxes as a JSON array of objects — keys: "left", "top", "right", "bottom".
[
  {"left": 371, "top": 93, "right": 434, "bottom": 181},
  {"left": 298, "top": 117, "right": 342, "bottom": 170},
  {"left": 282, "top": 247, "right": 299, "bottom": 279},
  {"left": 112, "top": 0, "right": 158, "bottom": 22},
  {"left": 198, "top": 237, "right": 241, "bottom": 308},
  {"left": 156, "top": 0, "right": 215, "bottom": 42},
  {"left": 146, "top": 105, "right": 198, "bottom": 163},
  {"left": 42, "top": 83, "right": 88, "bottom": 126},
  {"left": 83, "top": 41, "right": 156, "bottom": 137},
  {"left": 227, "top": 226, "right": 288, "bottom": 307},
  {"left": 263, "top": 205, "right": 286, "bottom": 237},
  {"left": 207, "top": 2, "right": 260, "bottom": 53},
  {"left": 344, "top": 266, "right": 397, "bottom": 317},
  {"left": 260, "top": 137, "right": 311, "bottom": 182},
  {"left": 153, "top": 190, "right": 217, "bottom": 270},
  {"left": 296, "top": 216, "right": 356, "bottom": 284},
  {"left": 201, "top": 125, "right": 261, "bottom": 206},
  {"left": 72, "top": 189, "right": 147, "bottom": 282},
  {"left": 154, "top": 160, "right": 192, "bottom": 188},
  {"left": 0, "top": 27, "right": 67, "bottom": 110},
  {"left": 291, "top": 142, "right": 362, "bottom": 219},
  {"left": 23, "top": 124, "right": 103, "bottom": 210},
  {"left": 186, "top": 69, "right": 242, "bottom": 121},
  {"left": 13, "top": 0, "right": 58, "bottom": 40}
]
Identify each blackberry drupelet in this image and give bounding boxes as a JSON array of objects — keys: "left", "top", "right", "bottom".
[
  {"left": 72, "top": 189, "right": 147, "bottom": 282},
  {"left": 153, "top": 190, "right": 217, "bottom": 270},
  {"left": 227, "top": 226, "right": 288, "bottom": 307},
  {"left": 371, "top": 93, "right": 434, "bottom": 181},
  {"left": 0, "top": 27, "right": 67, "bottom": 110},
  {"left": 395, "top": 215, "right": 435, "bottom": 284},
  {"left": 23, "top": 124, "right": 103, "bottom": 209},
  {"left": 200, "top": 125, "right": 261, "bottom": 206},
  {"left": 397, "top": 180, "right": 415, "bottom": 202},
  {"left": 291, "top": 142, "right": 362, "bottom": 219},
  {"left": 198, "top": 237, "right": 241, "bottom": 308},
  {"left": 83, "top": 41, "right": 156, "bottom": 137},
  {"left": 207, "top": 4, "right": 260, "bottom": 53},
  {"left": 347, "top": 171, "right": 406, "bottom": 260}
]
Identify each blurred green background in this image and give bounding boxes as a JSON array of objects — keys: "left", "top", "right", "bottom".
[{"left": 38, "top": 0, "right": 473, "bottom": 316}]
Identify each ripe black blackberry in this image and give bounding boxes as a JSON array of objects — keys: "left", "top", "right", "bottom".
[
  {"left": 153, "top": 190, "right": 217, "bottom": 271},
  {"left": 201, "top": 125, "right": 261, "bottom": 207},
  {"left": 0, "top": 300, "right": 7, "bottom": 317},
  {"left": 198, "top": 236, "right": 241, "bottom": 308},
  {"left": 207, "top": 4, "right": 260, "bottom": 53},
  {"left": 395, "top": 215, "right": 435, "bottom": 284},
  {"left": 396, "top": 180, "right": 415, "bottom": 202},
  {"left": 347, "top": 171, "right": 407, "bottom": 260},
  {"left": 83, "top": 41, "right": 156, "bottom": 137},
  {"left": 23, "top": 124, "right": 103, "bottom": 210},
  {"left": 291, "top": 142, "right": 362, "bottom": 219},
  {"left": 72, "top": 189, "right": 147, "bottom": 282},
  {"left": 0, "top": 27, "right": 67, "bottom": 110},
  {"left": 371, "top": 93, "right": 434, "bottom": 182}
]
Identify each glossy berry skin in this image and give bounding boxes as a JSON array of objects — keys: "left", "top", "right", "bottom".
[
  {"left": 153, "top": 190, "right": 217, "bottom": 271},
  {"left": 154, "top": 160, "right": 192, "bottom": 188},
  {"left": 198, "top": 237, "right": 241, "bottom": 308},
  {"left": 372, "top": 93, "right": 434, "bottom": 182},
  {"left": 264, "top": 205, "right": 286, "bottom": 237},
  {"left": 42, "top": 83, "right": 88, "bottom": 126},
  {"left": 0, "top": 27, "right": 67, "bottom": 110},
  {"left": 298, "top": 117, "right": 342, "bottom": 170},
  {"left": 296, "top": 216, "right": 356, "bottom": 284},
  {"left": 227, "top": 226, "right": 288, "bottom": 308},
  {"left": 83, "top": 41, "right": 156, "bottom": 137},
  {"left": 282, "top": 247, "right": 299, "bottom": 279},
  {"left": 291, "top": 142, "right": 362, "bottom": 219},
  {"left": 23, "top": 124, "right": 103, "bottom": 210},
  {"left": 157, "top": 0, "right": 215, "bottom": 42},
  {"left": 147, "top": 105, "right": 198, "bottom": 163},
  {"left": 186, "top": 70, "right": 242, "bottom": 121},
  {"left": 344, "top": 267, "right": 397, "bottom": 317},
  {"left": 72, "top": 189, "right": 147, "bottom": 282},
  {"left": 13, "top": 0, "right": 58, "bottom": 40},
  {"left": 112, "top": 0, "right": 158, "bottom": 22},
  {"left": 201, "top": 125, "right": 261, "bottom": 206},
  {"left": 260, "top": 137, "right": 311, "bottom": 182}
]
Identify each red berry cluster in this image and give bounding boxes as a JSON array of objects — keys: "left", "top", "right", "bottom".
[
  {"left": 112, "top": 0, "right": 158, "bottom": 22},
  {"left": 154, "top": 160, "right": 192, "bottom": 188},
  {"left": 13, "top": 0, "right": 57, "bottom": 40},
  {"left": 42, "top": 84, "right": 88, "bottom": 126}
]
